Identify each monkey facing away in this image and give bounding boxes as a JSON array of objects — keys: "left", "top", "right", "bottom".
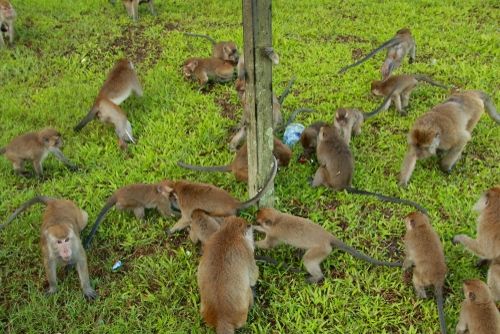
[
  {"left": 299, "top": 121, "right": 329, "bottom": 161},
  {"left": 371, "top": 74, "right": 448, "bottom": 116},
  {"left": 0, "top": 128, "right": 77, "bottom": 177},
  {"left": 399, "top": 90, "right": 499, "bottom": 187},
  {"left": 2, "top": 196, "right": 97, "bottom": 300},
  {"left": 177, "top": 137, "right": 291, "bottom": 182},
  {"left": 254, "top": 208, "right": 401, "bottom": 283},
  {"left": 110, "top": 0, "right": 155, "bottom": 20},
  {"left": 74, "top": 59, "right": 142, "bottom": 149},
  {"left": 167, "top": 157, "right": 277, "bottom": 234},
  {"left": 198, "top": 216, "right": 258, "bottom": 334},
  {"left": 188, "top": 209, "right": 224, "bottom": 245},
  {"left": 453, "top": 186, "right": 500, "bottom": 263},
  {"left": 403, "top": 212, "right": 447, "bottom": 334},
  {"left": 0, "top": 0, "right": 15, "bottom": 47},
  {"left": 456, "top": 279, "right": 500, "bottom": 334},
  {"left": 338, "top": 28, "right": 416, "bottom": 79},
  {"left": 184, "top": 33, "right": 239, "bottom": 65},
  {"left": 83, "top": 182, "right": 175, "bottom": 248}
]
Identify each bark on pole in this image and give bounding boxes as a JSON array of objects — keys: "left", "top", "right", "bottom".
[{"left": 242, "top": 0, "right": 274, "bottom": 207}]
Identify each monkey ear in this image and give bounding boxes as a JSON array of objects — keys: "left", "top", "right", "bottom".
[
  {"left": 468, "top": 291, "right": 476, "bottom": 301},
  {"left": 409, "top": 219, "right": 416, "bottom": 228}
]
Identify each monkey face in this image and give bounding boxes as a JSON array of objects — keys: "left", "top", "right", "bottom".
[
  {"left": 0, "top": 3, "right": 15, "bottom": 20},
  {"left": 182, "top": 60, "right": 197, "bottom": 79},
  {"left": 48, "top": 228, "right": 73, "bottom": 262},
  {"left": 223, "top": 43, "right": 239, "bottom": 63},
  {"left": 463, "top": 279, "right": 491, "bottom": 304}
]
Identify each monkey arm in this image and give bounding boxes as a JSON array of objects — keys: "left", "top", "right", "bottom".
[
  {"left": 75, "top": 250, "right": 97, "bottom": 300},
  {"left": 49, "top": 148, "right": 77, "bottom": 170},
  {"left": 452, "top": 235, "right": 487, "bottom": 258},
  {"left": 455, "top": 306, "right": 468, "bottom": 334},
  {"left": 399, "top": 148, "right": 417, "bottom": 187},
  {"left": 402, "top": 257, "right": 414, "bottom": 270},
  {"left": 43, "top": 255, "right": 58, "bottom": 294}
]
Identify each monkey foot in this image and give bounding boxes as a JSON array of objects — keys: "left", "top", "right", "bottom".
[
  {"left": 306, "top": 275, "right": 324, "bottom": 284},
  {"left": 84, "top": 289, "right": 98, "bottom": 301}
]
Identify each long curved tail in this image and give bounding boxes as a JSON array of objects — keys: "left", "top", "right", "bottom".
[
  {"left": 476, "top": 90, "right": 500, "bottom": 124},
  {"left": 74, "top": 107, "right": 97, "bottom": 132},
  {"left": 278, "top": 76, "right": 296, "bottom": 105},
  {"left": 414, "top": 75, "right": 448, "bottom": 89},
  {"left": 338, "top": 38, "right": 398, "bottom": 74},
  {"left": 239, "top": 156, "right": 278, "bottom": 210},
  {"left": 363, "top": 88, "right": 396, "bottom": 119},
  {"left": 83, "top": 196, "right": 117, "bottom": 249},
  {"left": 331, "top": 237, "right": 402, "bottom": 267},
  {"left": 177, "top": 161, "right": 231, "bottom": 173},
  {"left": 346, "top": 187, "right": 428, "bottom": 215},
  {"left": 1, "top": 196, "right": 52, "bottom": 230},
  {"left": 283, "top": 108, "right": 316, "bottom": 129},
  {"left": 435, "top": 285, "right": 448, "bottom": 334},
  {"left": 183, "top": 32, "right": 216, "bottom": 45}
]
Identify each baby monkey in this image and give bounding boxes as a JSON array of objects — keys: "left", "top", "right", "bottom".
[
  {"left": 456, "top": 279, "right": 500, "bottom": 333},
  {"left": 399, "top": 90, "right": 499, "bottom": 186},
  {"left": 0, "top": 0, "right": 15, "bottom": 47},
  {"left": 184, "top": 32, "right": 239, "bottom": 64},
  {"left": 2, "top": 196, "right": 97, "bottom": 300},
  {"left": 0, "top": 128, "right": 77, "bottom": 177},
  {"left": 339, "top": 28, "right": 416, "bottom": 79},
  {"left": 371, "top": 74, "right": 448, "bottom": 116},
  {"left": 254, "top": 208, "right": 401, "bottom": 283},
  {"left": 182, "top": 57, "right": 235, "bottom": 90},
  {"left": 111, "top": 0, "right": 155, "bottom": 21},
  {"left": 403, "top": 212, "right": 447, "bottom": 334}
]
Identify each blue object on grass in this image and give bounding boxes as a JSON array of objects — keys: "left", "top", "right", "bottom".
[
  {"left": 112, "top": 260, "right": 123, "bottom": 271},
  {"left": 283, "top": 123, "right": 305, "bottom": 146}
]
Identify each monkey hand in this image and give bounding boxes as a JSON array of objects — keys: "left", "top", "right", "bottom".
[
  {"left": 452, "top": 235, "right": 465, "bottom": 245},
  {"left": 45, "top": 286, "right": 58, "bottom": 296},
  {"left": 83, "top": 288, "right": 97, "bottom": 301},
  {"left": 398, "top": 179, "right": 408, "bottom": 188}
]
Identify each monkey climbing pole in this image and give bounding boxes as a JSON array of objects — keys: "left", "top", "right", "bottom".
[{"left": 242, "top": 0, "right": 275, "bottom": 207}]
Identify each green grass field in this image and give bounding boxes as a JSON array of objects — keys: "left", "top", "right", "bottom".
[{"left": 1, "top": 0, "right": 499, "bottom": 333}]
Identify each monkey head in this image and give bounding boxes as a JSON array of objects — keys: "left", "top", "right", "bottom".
[
  {"left": 473, "top": 186, "right": 500, "bottom": 213},
  {"left": 404, "top": 211, "right": 428, "bottom": 231},
  {"left": 255, "top": 208, "right": 278, "bottom": 232},
  {"left": 408, "top": 128, "right": 440, "bottom": 159},
  {"left": 462, "top": 279, "right": 493, "bottom": 304},
  {"left": 235, "top": 78, "right": 246, "bottom": 100},
  {"left": 396, "top": 28, "right": 411, "bottom": 36},
  {"left": 222, "top": 42, "right": 239, "bottom": 64},
  {"left": 318, "top": 126, "right": 337, "bottom": 143},
  {"left": 370, "top": 80, "right": 384, "bottom": 96},
  {"left": 224, "top": 216, "right": 254, "bottom": 247},
  {"left": 38, "top": 128, "right": 63, "bottom": 149},
  {"left": 46, "top": 225, "right": 74, "bottom": 262},
  {"left": 0, "top": 1, "right": 15, "bottom": 20},
  {"left": 182, "top": 58, "right": 198, "bottom": 80}
]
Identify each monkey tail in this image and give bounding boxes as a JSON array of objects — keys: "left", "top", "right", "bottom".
[
  {"left": 345, "top": 187, "right": 429, "bottom": 215},
  {"left": 363, "top": 88, "right": 397, "bottom": 119},
  {"left": 83, "top": 196, "right": 117, "bottom": 249},
  {"left": 0, "top": 147, "right": 5, "bottom": 154},
  {"left": 338, "top": 38, "right": 399, "bottom": 74},
  {"left": 475, "top": 90, "right": 500, "bottom": 124},
  {"left": 434, "top": 285, "right": 448, "bottom": 334},
  {"left": 238, "top": 156, "right": 278, "bottom": 210},
  {"left": 177, "top": 161, "right": 231, "bottom": 173},
  {"left": 0, "top": 196, "right": 52, "bottom": 230},
  {"left": 330, "top": 237, "right": 402, "bottom": 267},
  {"left": 413, "top": 75, "right": 449, "bottom": 89},
  {"left": 277, "top": 76, "right": 296, "bottom": 105},
  {"left": 183, "top": 32, "right": 216, "bottom": 45},
  {"left": 283, "top": 108, "right": 316, "bottom": 129},
  {"left": 74, "top": 106, "right": 97, "bottom": 132}
]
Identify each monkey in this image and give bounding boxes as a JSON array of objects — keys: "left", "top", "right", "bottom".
[
  {"left": 182, "top": 57, "right": 235, "bottom": 89},
  {"left": 403, "top": 212, "right": 447, "bottom": 334},
  {"left": 456, "top": 279, "right": 500, "bottom": 334},
  {"left": 312, "top": 125, "right": 429, "bottom": 214},
  {"left": 0, "top": 0, "right": 15, "bottom": 48},
  {"left": 338, "top": 28, "right": 416, "bottom": 79},
  {"left": 487, "top": 258, "right": 500, "bottom": 302},
  {"left": 254, "top": 208, "right": 401, "bottom": 283},
  {"left": 452, "top": 186, "right": 500, "bottom": 264},
  {"left": 184, "top": 32, "right": 239, "bottom": 65},
  {"left": 1, "top": 196, "right": 97, "bottom": 300},
  {"left": 188, "top": 209, "right": 224, "bottom": 245},
  {"left": 110, "top": 0, "right": 155, "bottom": 20},
  {"left": 371, "top": 74, "right": 449, "bottom": 116},
  {"left": 399, "top": 90, "right": 499, "bottom": 186},
  {"left": 82, "top": 182, "right": 175, "bottom": 249},
  {"left": 177, "top": 137, "right": 291, "bottom": 182},
  {"left": 0, "top": 128, "right": 77, "bottom": 177},
  {"left": 74, "top": 59, "right": 142, "bottom": 149},
  {"left": 166, "top": 156, "right": 277, "bottom": 234},
  {"left": 197, "top": 216, "right": 258, "bottom": 334},
  {"left": 299, "top": 121, "right": 329, "bottom": 161}
]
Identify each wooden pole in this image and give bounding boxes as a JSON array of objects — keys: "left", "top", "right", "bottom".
[{"left": 242, "top": 0, "right": 274, "bottom": 207}]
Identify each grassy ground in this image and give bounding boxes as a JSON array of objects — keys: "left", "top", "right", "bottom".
[{"left": 1, "top": 0, "right": 499, "bottom": 333}]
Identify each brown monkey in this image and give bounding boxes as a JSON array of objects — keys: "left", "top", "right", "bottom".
[
  {"left": 198, "top": 216, "right": 258, "bottom": 334},
  {"left": 166, "top": 156, "right": 277, "bottom": 234},
  {"left": 403, "top": 212, "right": 447, "bottom": 334},
  {"left": 2, "top": 196, "right": 97, "bottom": 300},
  {"left": 177, "top": 137, "right": 291, "bottom": 182},
  {"left": 488, "top": 258, "right": 500, "bottom": 302},
  {"left": 0, "top": 128, "right": 77, "bottom": 177},
  {"left": 74, "top": 59, "right": 142, "bottom": 149},
  {"left": 182, "top": 57, "right": 235, "bottom": 89},
  {"left": 399, "top": 90, "right": 499, "bottom": 186},
  {"left": 83, "top": 182, "right": 174, "bottom": 248},
  {"left": 338, "top": 28, "right": 416, "bottom": 79},
  {"left": 184, "top": 33, "right": 239, "bottom": 64},
  {"left": 254, "top": 208, "right": 401, "bottom": 283},
  {"left": 456, "top": 279, "right": 500, "bottom": 333},
  {"left": 188, "top": 210, "right": 224, "bottom": 245},
  {"left": 0, "top": 0, "right": 15, "bottom": 47},
  {"left": 371, "top": 74, "right": 448, "bottom": 115},
  {"left": 299, "top": 121, "right": 329, "bottom": 161},
  {"left": 453, "top": 186, "right": 500, "bottom": 262},
  {"left": 110, "top": 0, "right": 155, "bottom": 20}
]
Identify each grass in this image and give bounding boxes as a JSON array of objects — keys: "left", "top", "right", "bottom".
[{"left": 0, "top": 0, "right": 499, "bottom": 333}]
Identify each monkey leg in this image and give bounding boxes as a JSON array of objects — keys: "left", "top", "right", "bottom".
[
  {"left": 147, "top": 1, "right": 157, "bottom": 15},
  {"left": 439, "top": 133, "right": 470, "bottom": 172},
  {"left": 303, "top": 245, "right": 331, "bottom": 283},
  {"left": 399, "top": 149, "right": 417, "bottom": 187},
  {"left": 411, "top": 275, "right": 427, "bottom": 298},
  {"left": 352, "top": 120, "right": 362, "bottom": 137},
  {"left": 44, "top": 256, "right": 58, "bottom": 295},
  {"left": 229, "top": 126, "right": 247, "bottom": 152},
  {"left": 188, "top": 228, "right": 199, "bottom": 244},
  {"left": 76, "top": 253, "right": 97, "bottom": 300},
  {"left": 311, "top": 167, "right": 328, "bottom": 188},
  {"left": 401, "top": 89, "right": 412, "bottom": 109},
  {"left": 11, "top": 159, "right": 27, "bottom": 175},
  {"left": 33, "top": 159, "right": 44, "bottom": 177},
  {"left": 455, "top": 308, "right": 468, "bottom": 334},
  {"left": 453, "top": 235, "right": 487, "bottom": 258},
  {"left": 402, "top": 257, "right": 414, "bottom": 271},
  {"left": 255, "top": 236, "right": 278, "bottom": 249},
  {"left": 0, "top": 32, "right": 4, "bottom": 47},
  {"left": 487, "top": 268, "right": 500, "bottom": 302},
  {"left": 8, "top": 25, "right": 13, "bottom": 44},
  {"left": 133, "top": 207, "right": 145, "bottom": 220},
  {"left": 394, "top": 94, "right": 404, "bottom": 115},
  {"left": 80, "top": 210, "right": 89, "bottom": 230}
]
